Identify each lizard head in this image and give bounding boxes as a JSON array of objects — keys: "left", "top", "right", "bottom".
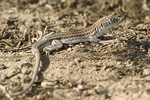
[
  {"left": 99, "top": 15, "right": 123, "bottom": 28},
  {"left": 93, "top": 15, "right": 123, "bottom": 36}
]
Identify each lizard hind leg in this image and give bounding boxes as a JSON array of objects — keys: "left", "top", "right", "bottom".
[
  {"left": 33, "top": 26, "right": 52, "bottom": 42},
  {"left": 43, "top": 40, "right": 63, "bottom": 55}
]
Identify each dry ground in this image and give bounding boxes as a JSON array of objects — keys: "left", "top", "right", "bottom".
[{"left": 0, "top": 0, "right": 150, "bottom": 100}]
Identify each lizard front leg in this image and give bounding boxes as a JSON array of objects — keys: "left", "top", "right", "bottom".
[{"left": 43, "top": 40, "right": 63, "bottom": 54}]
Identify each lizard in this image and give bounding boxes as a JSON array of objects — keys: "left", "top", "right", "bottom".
[{"left": 8, "top": 15, "right": 123, "bottom": 96}]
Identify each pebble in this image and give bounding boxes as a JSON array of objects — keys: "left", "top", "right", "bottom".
[
  {"left": 0, "top": 64, "right": 7, "bottom": 70},
  {"left": 77, "top": 84, "right": 83, "bottom": 90},
  {"left": 41, "top": 81, "right": 55, "bottom": 88},
  {"left": 0, "top": 74, "right": 7, "bottom": 80},
  {"left": 145, "top": 16, "right": 150, "bottom": 20},
  {"left": 23, "top": 76, "right": 31, "bottom": 83},
  {"left": 78, "top": 65, "right": 84, "bottom": 68},
  {"left": 82, "top": 90, "right": 91, "bottom": 96},
  {"left": 69, "top": 62, "right": 77, "bottom": 67},
  {"left": 74, "top": 58, "right": 82, "bottom": 64},
  {"left": 45, "top": 4, "right": 54, "bottom": 10},
  {"left": 146, "top": 89, "right": 150, "bottom": 94},
  {"left": 143, "top": 66, "right": 150, "bottom": 76},
  {"left": 95, "top": 89, "right": 107, "bottom": 95},
  {"left": 67, "top": 47, "right": 72, "bottom": 51}
]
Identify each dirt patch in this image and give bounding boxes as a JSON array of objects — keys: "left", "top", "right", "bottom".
[{"left": 0, "top": 0, "right": 150, "bottom": 100}]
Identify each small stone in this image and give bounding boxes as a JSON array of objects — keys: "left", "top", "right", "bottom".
[
  {"left": 45, "top": 4, "right": 53, "bottom": 10},
  {"left": 143, "top": 67, "right": 150, "bottom": 76},
  {"left": 95, "top": 89, "right": 108, "bottom": 95},
  {"left": 75, "top": 44, "right": 81, "bottom": 48},
  {"left": 23, "top": 76, "right": 31, "bottom": 83},
  {"left": 78, "top": 65, "right": 84, "bottom": 68},
  {"left": 78, "top": 84, "right": 83, "bottom": 90},
  {"left": 74, "top": 58, "right": 82, "bottom": 64},
  {"left": 20, "top": 62, "right": 32, "bottom": 68},
  {"left": 77, "top": 79, "right": 84, "bottom": 84},
  {"left": 146, "top": 89, "right": 150, "bottom": 94},
  {"left": 69, "top": 62, "right": 77, "bottom": 67},
  {"left": 67, "top": 48, "right": 72, "bottom": 51},
  {"left": 25, "top": 70, "right": 32, "bottom": 75},
  {"left": 0, "top": 64, "right": 7, "bottom": 70},
  {"left": 82, "top": 90, "right": 91, "bottom": 96},
  {"left": 14, "top": 58, "right": 21, "bottom": 62},
  {"left": 145, "top": 16, "right": 150, "bottom": 20},
  {"left": 41, "top": 81, "right": 55, "bottom": 88},
  {"left": 0, "top": 74, "right": 7, "bottom": 81}
]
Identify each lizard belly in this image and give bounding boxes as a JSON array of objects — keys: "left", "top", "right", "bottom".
[{"left": 60, "top": 35, "right": 89, "bottom": 44}]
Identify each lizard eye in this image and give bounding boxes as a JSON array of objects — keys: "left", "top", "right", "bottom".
[{"left": 108, "top": 21, "right": 111, "bottom": 24}]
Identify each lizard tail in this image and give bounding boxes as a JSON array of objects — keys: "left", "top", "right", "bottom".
[{"left": 8, "top": 50, "right": 40, "bottom": 96}]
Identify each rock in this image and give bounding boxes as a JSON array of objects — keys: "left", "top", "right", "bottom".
[{"left": 143, "top": 66, "right": 150, "bottom": 76}]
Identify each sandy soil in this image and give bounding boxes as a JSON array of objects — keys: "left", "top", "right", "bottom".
[{"left": 0, "top": 0, "right": 150, "bottom": 100}]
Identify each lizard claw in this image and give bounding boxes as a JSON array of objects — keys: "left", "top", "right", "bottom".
[{"left": 45, "top": 50, "right": 50, "bottom": 55}]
